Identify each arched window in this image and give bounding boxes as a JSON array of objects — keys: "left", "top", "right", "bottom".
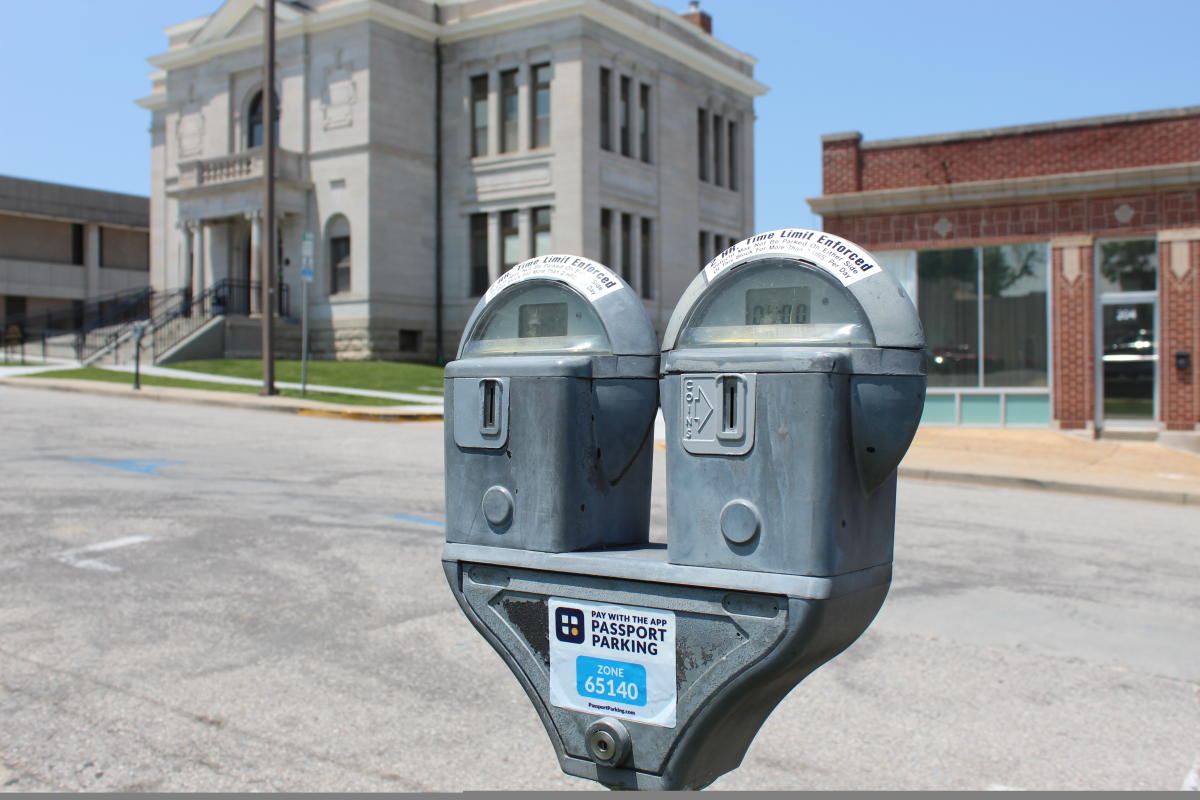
[
  {"left": 246, "top": 89, "right": 280, "bottom": 149},
  {"left": 327, "top": 215, "right": 351, "bottom": 295}
]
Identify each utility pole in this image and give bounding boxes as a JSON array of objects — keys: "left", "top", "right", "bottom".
[{"left": 260, "top": 0, "right": 278, "bottom": 395}]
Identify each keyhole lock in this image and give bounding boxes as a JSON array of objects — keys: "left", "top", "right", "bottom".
[{"left": 584, "top": 717, "right": 632, "bottom": 767}]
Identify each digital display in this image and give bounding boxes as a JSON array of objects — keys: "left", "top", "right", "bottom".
[
  {"left": 745, "top": 287, "right": 809, "bottom": 325},
  {"left": 518, "top": 302, "right": 568, "bottom": 337}
]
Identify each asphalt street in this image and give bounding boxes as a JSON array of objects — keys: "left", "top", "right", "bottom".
[{"left": 1, "top": 384, "right": 1197, "bottom": 791}]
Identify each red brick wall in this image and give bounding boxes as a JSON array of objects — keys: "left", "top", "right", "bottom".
[
  {"left": 822, "top": 136, "right": 861, "bottom": 194},
  {"left": 826, "top": 116, "right": 1200, "bottom": 194},
  {"left": 824, "top": 189, "right": 1200, "bottom": 249},
  {"left": 1052, "top": 244, "right": 1094, "bottom": 429},
  {"left": 1161, "top": 240, "right": 1199, "bottom": 430}
]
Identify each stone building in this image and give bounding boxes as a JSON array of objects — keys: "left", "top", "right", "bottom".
[
  {"left": 139, "top": 0, "right": 764, "bottom": 362},
  {"left": 809, "top": 107, "right": 1200, "bottom": 437},
  {"left": 0, "top": 176, "right": 149, "bottom": 337}
]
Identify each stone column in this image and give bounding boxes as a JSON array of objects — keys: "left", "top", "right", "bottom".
[
  {"left": 248, "top": 211, "right": 262, "bottom": 313},
  {"left": 180, "top": 222, "right": 194, "bottom": 293},
  {"left": 518, "top": 207, "right": 533, "bottom": 263},
  {"left": 487, "top": 67, "right": 500, "bottom": 157},
  {"left": 1159, "top": 229, "right": 1200, "bottom": 431},
  {"left": 487, "top": 211, "right": 501, "bottom": 283},
  {"left": 517, "top": 64, "right": 530, "bottom": 152},
  {"left": 83, "top": 223, "right": 101, "bottom": 300},
  {"left": 1050, "top": 235, "right": 1095, "bottom": 430},
  {"left": 192, "top": 222, "right": 206, "bottom": 297}
]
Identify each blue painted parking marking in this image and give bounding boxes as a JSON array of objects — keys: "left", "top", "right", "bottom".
[
  {"left": 392, "top": 513, "right": 445, "bottom": 528},
  {"left": 70, "top": 458, "right": 183, "bottom": 475}
]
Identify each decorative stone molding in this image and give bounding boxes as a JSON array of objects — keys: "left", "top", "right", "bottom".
[
  {"left": 1060, "top": 246, "right": 1082, "bottom": 284},
  {"left": 1169, "top": 240, "right": 1192, "bottom": 281},
  {"left": 321, "top": 50, "right": 357, "bottom": 130},
  {"left": 1158, "top": 227, "right": 1200, "bottom": 242}
]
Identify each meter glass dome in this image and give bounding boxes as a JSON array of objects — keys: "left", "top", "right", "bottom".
[
  {"left": 679, "top": 258, "right": 875, "bottom": 348},
  {"left": 462, "top": 282, "right": 612, "bottom": 356}
]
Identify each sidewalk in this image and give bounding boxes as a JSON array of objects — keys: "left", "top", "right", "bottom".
[{"left": 2, "top": 371, "right": 1197, "bottom": 507}]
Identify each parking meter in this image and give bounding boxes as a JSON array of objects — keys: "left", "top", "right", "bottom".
[
  {"left": 443, "top": 254, "right": 659, "bottom": 552},
  {"left": 444, "top": 237, "right": 926, "bottom": 791},
  {"left": 660, "top": 228, "right": 927, "bottom": 575}
]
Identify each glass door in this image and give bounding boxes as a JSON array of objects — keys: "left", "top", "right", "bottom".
[
  {"left": 1095, "top": 240, "right": 1158, "bottom": 427},
  {"left": 1100, "top": 299, "right": 1156, "bottom": 420}
]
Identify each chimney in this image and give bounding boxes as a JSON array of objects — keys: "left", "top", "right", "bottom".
[{"left": 680, "top": 1, "right": 712, "bottom": 35}]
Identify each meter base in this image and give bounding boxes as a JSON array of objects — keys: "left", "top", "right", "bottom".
[{"left": 443, "top": 549, "right": 889, "bottom": 791}]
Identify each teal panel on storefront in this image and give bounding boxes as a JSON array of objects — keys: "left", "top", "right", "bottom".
[
  {"left": 1005, "top": 394, "right": 1051, "bottom": 425},
  {"left": 961, "top": 394, "right": 1002, "bottom": 425},
  {"left": 921, "top": 394, "right": 957, "bottom": 424}
]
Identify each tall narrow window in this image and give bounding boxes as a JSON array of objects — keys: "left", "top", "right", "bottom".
[
  {"left": 600, "top": 209, "right": 612, "bottom": 266},
  {"left": 638, "top": 83, "right": 651, "bottom": 163},
  {"left": 619, "top": 76, "right": 631, "bottom": 157},
  {"left": 470, "top": 75, "right": 489, "bottom": 157},
  {"left": 599, "top": 68, "right": 612, "bottom": 151},
  {"left": 698, "top": 231, "right": 709, "bottom": 269},
  {"left": 712, "top": 114, "right": 724, "bottom": 186},
  {"left": 500, "top": 210, "right": 519, "bottom": 272},
  {"left": 532, "top": 207, "right": 552, "bottom": 256},
  {"left": 531, "top": 63, "right": 551, "bottom": 149},
  {"left": 328, "top": 215, "right": 352, "bottom": 296},
  {"left": 918, "top": 248, "right": 979, "bottom": 387},
  {"left": 469, "top": 213, "right": 488, "bottom": 296},
  {"left": 727, "top": 120, "right": 738, "bottom": 191},
  {"left": 247, "top": 89, "right": 279, "bottom": 149},
  {"left": 713, "top": 234, "right": 724, "bottom": 255},
  {"left": 698, "top": 109, "right": 708, "bottom": 181},
  {"left": 71, "top": 223, "right": 84, "bottom": 265},
  {"left": 640, "top": 218, "right": 652, "bottom": 299},
  {"left": 500, "top": 69, "right": 518, "bottom": 153},
  {"left": 620, "top": 213, "right": 632, "bottom": 283}
]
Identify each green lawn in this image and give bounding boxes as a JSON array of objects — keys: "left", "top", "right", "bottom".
[
  {"left": 171, "top": 359, "right": 444, "bottom": 395},
  {"left": 21, "top": 367, "right": 415, "bottom": 407}
]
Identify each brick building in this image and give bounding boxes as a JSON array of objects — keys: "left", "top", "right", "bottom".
[{"left": 808, "top": 107, "right": 1200, "bottom": 437}]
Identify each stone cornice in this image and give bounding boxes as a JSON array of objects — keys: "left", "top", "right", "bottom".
[
  {"left": 808, "top": 161, "right": 1200, "bottom": 217},
  {"left": 146, "top": 0, "right": 765, "bottom": 99}
]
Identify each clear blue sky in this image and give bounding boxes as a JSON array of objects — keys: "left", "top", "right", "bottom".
[{"left": 1, "top": 0, "right": 1197, "bottom": 234}]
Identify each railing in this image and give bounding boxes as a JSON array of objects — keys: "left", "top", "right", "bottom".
[
  {"left": 148, "top": 279, "right": 291, "bottom": 363},
  {"left": 175, "top": 147, "right": 307, "bottom": 190},
  {"left": 1, "top": 286, "right": 155, "bottom": 363},
  {"left": 78, "top": 288, "right": 190, "bottom": 365}
]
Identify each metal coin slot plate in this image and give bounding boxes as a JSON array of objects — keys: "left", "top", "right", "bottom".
[
  {"left": 452, "top": 377, "right": 510, "bottom": 449},
  {"left": 680, "top": 373, "right": 756, "bottom": 456}
]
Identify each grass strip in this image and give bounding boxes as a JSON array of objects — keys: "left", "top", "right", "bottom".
[
  {"left": 20, "top": 367, "right": 415, "bottom": 407},
  {"left": 171, "top": 358, "right": 444, "bottom": 395}
]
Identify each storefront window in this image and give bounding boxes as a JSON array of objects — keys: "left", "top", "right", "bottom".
[
  {"left": 916, "top": 244, "right": 1048, "bottom": 388},
  {"left": 1097, "top": 240, "right": 1157, "bottom": 293}
]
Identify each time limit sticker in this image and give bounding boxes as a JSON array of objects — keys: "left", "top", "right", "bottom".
[{"left": 548, "top": 598, "right": 677, "bottom": 728}]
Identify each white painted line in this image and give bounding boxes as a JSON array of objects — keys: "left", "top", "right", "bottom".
[{"left": 51, "top": 535, "right": 152, "bottom": 572}]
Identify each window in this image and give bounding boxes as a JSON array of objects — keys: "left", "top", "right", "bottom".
[
  {"left": 247, "top": 89, "right": 279, "bottom": 149},
  {"left": 640, "top": 218, "right": 652, "bottom": 299},
  {"left": 698, "top": 231, "right": 709, "bottom": 269},
  {"left": 620, "top": 213, "right": 632, "bottom": 283},
  {"left": 328, "top": 215, "right": 351, "bottom": 295},
  {"left": 600, "top": 209, "right": 612, "bottom": 266},
  {"left": 470, "top": 75, "right": 488, "bottom": 157},
  {"left": 698, "top": 109, "right": 708, "bottom": 181},
  {"left": 71, "top": 224, "right": 84, "bottom": 265},
  {"left": 727, "top": 120, "right": 738, "bottom": 191},
  {"left": 599, "top": 68, "right": 612, "bottom": 151},
  {"left": 638, "top": 83, "right": 651, "bottom": 163},
  {"left": 712, "top": 114, "right": 724, "bottom": 186},
  {"left": 500, "top": 69, "right": 518, "bottom": 153},
  {"left": 917, "top": 244, "right": 1048, "bottom": 388},
  {"left": 531, "top": 63, "right": 551, "bottom": 149},
  {"left": 399, "top": 329, "right": 421, "bottom": 353},
  {"left": 1097, "top": 240, "right": 1157, "bottom": 293},
  {"left": 500, "top": 210, "right": 519, "bottom": 272},
  {"left": 469, "top": 213, "right": 488, "bottom": 296},
  {"left": 619, "top": 76, "right": 631, "bottom": 157},
  {"left": 533, "top": 206, "right": 552, "bottom": 256}
]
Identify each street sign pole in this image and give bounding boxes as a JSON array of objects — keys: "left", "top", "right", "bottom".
[{"left": 301, "top": 232, "right": 314, "bottom": 395}]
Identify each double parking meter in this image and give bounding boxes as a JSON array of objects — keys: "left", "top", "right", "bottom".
[{"left": 443, "top": 236, "right": 926, "bottom": 790}]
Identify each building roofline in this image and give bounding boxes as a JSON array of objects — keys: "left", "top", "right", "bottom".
[
  {"left": 0, "top": 175, "right": 150, "bottom": 229},
  {"left": 845, "top": 106, "right": 1200, "bottom": 152}
]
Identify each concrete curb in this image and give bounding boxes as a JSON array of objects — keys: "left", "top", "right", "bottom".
[
  {"left": 0, "top": 376, "right": 444, "bottom": 423},
  {"left": 898, "top": 466, "right": 1200, "bottom": 507}
]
